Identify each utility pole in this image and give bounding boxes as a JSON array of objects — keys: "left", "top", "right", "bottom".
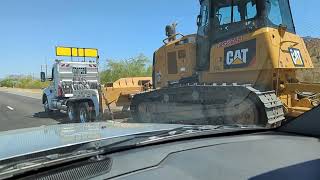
[{"left": 45, "top": 56, "right": 48, "bottom": 77}]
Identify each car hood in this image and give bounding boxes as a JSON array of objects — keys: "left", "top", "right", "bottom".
[{"left": 0, "top": 122, "right": 184, "bottom": 161}]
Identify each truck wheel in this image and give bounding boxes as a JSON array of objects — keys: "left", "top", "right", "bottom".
[
  {"left": 67, "top": 103, "right": 79, "bottom": 122},
  {"left": 44, "top": 98, "right": 52, "bottom": 114},
  {"left": 79, "top": 102, "right": 91, "bottom": 123}
]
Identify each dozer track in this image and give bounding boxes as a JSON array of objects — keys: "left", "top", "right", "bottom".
[{"left": 130, "top": 83, "right": 285, "bottom": 127}]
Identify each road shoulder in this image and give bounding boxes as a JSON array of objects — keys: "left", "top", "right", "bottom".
[{"left": 0, "top": 87, "right": 42, "bottom": 99}]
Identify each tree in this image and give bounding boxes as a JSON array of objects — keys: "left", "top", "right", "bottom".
[{"left": 100, "top": 54, "right": 152, "bottom": 84}]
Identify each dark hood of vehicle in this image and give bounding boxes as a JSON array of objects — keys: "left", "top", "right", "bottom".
[{"left": 0, "top": 122, "right": 184, "bottom": 161}]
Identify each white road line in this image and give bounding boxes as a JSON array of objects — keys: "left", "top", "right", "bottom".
[{"left": 7, "top": 106, "right": 14, "bottom": 111}]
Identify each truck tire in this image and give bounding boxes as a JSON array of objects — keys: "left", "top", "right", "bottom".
[
  {"left": 67, "top": 103, "right": 79, "bottom": 122},
  {"left": 79, "top": 102, "right": 91, "bottom": 123},
  {"left": 43, "top": 98, "right": 52, "bottom": 114}
]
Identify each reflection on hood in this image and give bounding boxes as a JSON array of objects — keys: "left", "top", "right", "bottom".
[{"left": 0, "top": 122, "right": 184, "bottom": 161}]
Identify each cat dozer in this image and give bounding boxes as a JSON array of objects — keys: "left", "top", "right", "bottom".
[{"left": 130, "top": 0, "right": 320, "bottom": 127}]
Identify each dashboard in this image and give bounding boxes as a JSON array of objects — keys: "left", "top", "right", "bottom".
[{"left": 92, "top": 131, "right": 320, "bottom": 180}]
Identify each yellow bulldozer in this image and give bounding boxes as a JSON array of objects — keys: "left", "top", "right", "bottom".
[{"left": 130, "top": 0, "right": 320, "bottom": 127}]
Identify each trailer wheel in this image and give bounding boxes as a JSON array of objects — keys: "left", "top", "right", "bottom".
[
  {"left": 67, "top": 103, "right": 79, "bottom": 122},
  {"left": 79, "top": 102, "right": 91, "bottom": 123}
]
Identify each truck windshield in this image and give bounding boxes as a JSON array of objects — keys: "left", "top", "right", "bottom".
[
  {"left": 212, "top": 0, "right": 295, "bottom": 42},
  {"left": 261, "top": 0, "right": 295, "bottom": 33}
]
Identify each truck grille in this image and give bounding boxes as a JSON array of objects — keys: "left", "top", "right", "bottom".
[{"left": 61, "top": 81, "right": 99, "bottom": 95}]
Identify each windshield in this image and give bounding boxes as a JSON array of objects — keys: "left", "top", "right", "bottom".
[
  {"left": 0, "top": 0, "right": 319, "bottom": 166},
  {"left": 213, "top": 0, "right": 258, "bottom": 42},
  {"left": 263, "top": 0, "right": 295, "bottom": 32},
  {"left": 211, "top": 0, "right": 295, "bottom": 42}
]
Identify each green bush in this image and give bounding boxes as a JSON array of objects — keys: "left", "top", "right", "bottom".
[
  {"left": 0, "top": 79, "right": 15, "bottom": 88},
  {"left": 1, "top": 54, "right": 152, "bottom": 88},
  {"left": 100, "top": 54, "right": 152, "bottom": 84},
  {"left": 0, "top": 77, "right": 50, "bottom": 89}
]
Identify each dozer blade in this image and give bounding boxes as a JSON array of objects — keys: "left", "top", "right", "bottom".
[{"left": 130, "top": 84, "right": 285, "bottom": 127}]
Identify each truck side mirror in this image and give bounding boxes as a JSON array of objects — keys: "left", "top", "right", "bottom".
[
  {"left": 197, "top": 15, "right": 202, "bottom": 27},
  {"left": 40, "top": 72, "right": 46, "bottom": 82}
]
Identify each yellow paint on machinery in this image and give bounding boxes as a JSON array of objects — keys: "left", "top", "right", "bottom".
[
  {"left": 153, "top": 26, "right": 320, "bottom": 119},
  {"left": 154, "top": 34, "right": 197, "bottom": 88},
  {"left": 99, "top": 77, "right": 152, "bottom": 112}
]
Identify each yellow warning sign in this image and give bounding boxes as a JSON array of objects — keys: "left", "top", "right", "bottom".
[{"left": 56, "top": 46, "right": 99, "bottom": 58}]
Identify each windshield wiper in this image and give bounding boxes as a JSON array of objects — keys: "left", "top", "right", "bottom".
[
  {"left": 138, "top": 124, "right": 268, "bottom": 145},
  {"left": 0, "top": 149, "right": 105, "bottom": 180},
  {"left": 0, "top": 124, "right": 267, "bottom": 179},
  {"left": 0, "top": 136, "right": 139, "bottom": 180}
]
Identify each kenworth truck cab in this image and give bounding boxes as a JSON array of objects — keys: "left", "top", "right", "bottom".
[
  {"left": 41, "top": 47, "right": 152, "bottom": 123},
  {"left": 41, "top": 47, "right": 103, "bottom": 123},
  {"left": 41, "top": 59, "right": 101, "bottom": 122}
]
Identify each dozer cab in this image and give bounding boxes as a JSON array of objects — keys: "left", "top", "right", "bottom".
[{"left": 130, "top": 0, "right": 320, "bottom": 127}]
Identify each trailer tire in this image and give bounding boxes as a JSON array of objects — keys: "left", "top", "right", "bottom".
[
  {"left": 79, "top": 102, "right": 91, "bottom": 123},
  {"left": 67, "top": 103, "right": 79, "bottom": 123}
]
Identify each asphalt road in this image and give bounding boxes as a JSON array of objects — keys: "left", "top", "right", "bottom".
[{"left": 0, "top": 91, "right": 67, "bottom": 132}]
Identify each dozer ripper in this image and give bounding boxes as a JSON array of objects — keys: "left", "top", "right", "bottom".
[{"left": 130, "top": 0, "right": 320, "bottom": 127}]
